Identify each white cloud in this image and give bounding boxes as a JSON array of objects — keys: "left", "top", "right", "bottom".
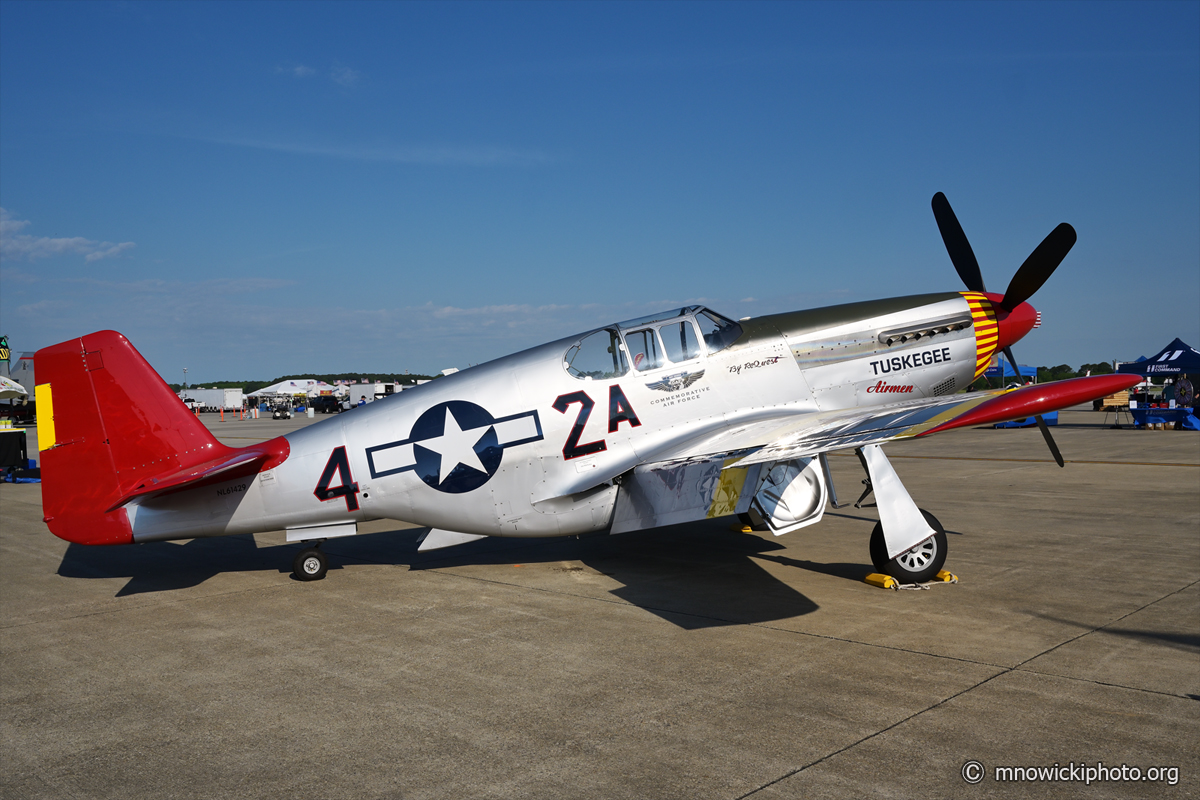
[
  {"left": 0, "top": 267, "right": 39, "bottom": 284},
  {"left": 201, "top": 136, "right": 555, "bottom": 167},
  {"left": 330, "top": 61, "right": 360, "bottom": 87},
  {"left": 275, "top": 63, "right": 315, "bottom": 78},
  {"left": 84, "top": 242, "right": 137, "bottom": 262},
  {"left": 64, "top": 276, "right": 295, "bottom": 295},
  {"left": 0, "top": 210, "right": 31, "bottom": 236},
  {"left": 17, "top": 298, "right": 72, "bottom": 316},
  {"left": 0, "top": 208, "right": 136, "bottom": 263},
  {"left": 4, "top": 271, "right": 765, "bottom": 377}
]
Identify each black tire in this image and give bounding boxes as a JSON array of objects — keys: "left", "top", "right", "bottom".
[
  {"left": 869, "top": 509, "right": 947, "bottom": 583},
  {"left": 293, "top": 547, "right": 328, "bottom": 581}
]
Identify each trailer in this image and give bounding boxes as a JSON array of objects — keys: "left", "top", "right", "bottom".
[
  {"left": 347, "top": 382, "right": 405, "bottom": 405},
  {"left": 179, "top": 388, "right": 244, "bottom": 412}
]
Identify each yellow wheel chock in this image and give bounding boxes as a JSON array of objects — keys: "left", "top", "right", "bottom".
[{"left": 864, "top": 570, "right": 958, "bottom": 590}]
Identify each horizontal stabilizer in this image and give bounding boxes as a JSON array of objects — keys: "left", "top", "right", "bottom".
[{"left": 106, "top": 439, "right": 289, "bottom": 512}]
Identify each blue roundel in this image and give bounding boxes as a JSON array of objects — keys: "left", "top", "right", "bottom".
[{"left": 410, "top": 401, "right": 502, "bottom": 493}]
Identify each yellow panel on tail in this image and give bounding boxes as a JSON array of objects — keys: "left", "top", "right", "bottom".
[{"left": 34, "top": 383, "right": 55, "bottom": 451}]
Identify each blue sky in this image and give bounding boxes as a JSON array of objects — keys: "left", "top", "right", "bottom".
[{"left": 1, "top": 0, "right": 1197, "bottom": 382}]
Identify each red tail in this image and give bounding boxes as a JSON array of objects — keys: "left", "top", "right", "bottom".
[{"left": 35, "top": 332, "right": 286, "bottom": 545}]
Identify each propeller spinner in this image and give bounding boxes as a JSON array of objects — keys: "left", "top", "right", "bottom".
[{"left": 932, "top": 192, "right": 1075, "bottom": 467}]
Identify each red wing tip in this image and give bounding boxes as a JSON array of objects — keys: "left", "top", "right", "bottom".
[{"left": 920, "top": 374, "right": 1143, "bottom": 438}]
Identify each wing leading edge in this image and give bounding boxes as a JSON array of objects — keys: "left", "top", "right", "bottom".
[
  {"left": 711, "top": 373, "right": 1143, "bottom": 467},
  {"left": 534, "top": 373, "right": 1140, "bottom": 504},
  {"left": 715, "top": 373, "right": 1141, "bottom": 467}
]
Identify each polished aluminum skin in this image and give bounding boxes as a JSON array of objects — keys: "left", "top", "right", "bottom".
[{"left": 127, "top": 294, "right": 979, "bottom": 561}]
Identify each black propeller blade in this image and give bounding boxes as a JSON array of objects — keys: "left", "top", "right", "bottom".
[
  {"left": 933, "top": 192, "right": 1071, "bottom": 467},
  {"left": 931, "top": 192, "right": 986, "bottom": 293},
  {"left": 1000, "top": 222, "right": 1076, "bottom": 312},
  {"left": 1002, "top": 346, "right": 1064, "bottom": 468},
  {"left": 1036, "top": 414, "right": 1065, "bottom": 468}
]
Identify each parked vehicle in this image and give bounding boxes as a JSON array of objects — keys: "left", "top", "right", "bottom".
[
  {"left": 270, "top": 397, "right": 293, "bottom": 420},
  {"left": 180, "top": 388, "right": 244, "bottom": 411},
  {"left": 310, "top": 396, "right": 342, "bottom": 414}
]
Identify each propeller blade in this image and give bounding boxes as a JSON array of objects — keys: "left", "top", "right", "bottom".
[
  {"left": 1036, "top": 414, "right": 1065, "bottom": 468},
  {"left": 1002, "top": 347, "right": 1025, "bottom": 384},
  {"left": 932, "top": 192, "right": 987, "bottom": 293},
  {"left": 1002, "top": 345, "right": 1065, "bottom": 467},
  {"left": 1000, "top": 222, "right": 1076, "bottom": 311}
]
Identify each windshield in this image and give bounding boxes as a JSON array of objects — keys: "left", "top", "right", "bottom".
[
  {"left": 695, "top": 309, "right": 743, "bottom": 353},
  {"left": 564, "top": 328, "right": 629, "bottom": 380}
]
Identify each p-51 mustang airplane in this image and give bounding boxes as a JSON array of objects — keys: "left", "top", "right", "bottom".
[{"left": 35, "top": 194, "right": 1139, "bottom": 583}]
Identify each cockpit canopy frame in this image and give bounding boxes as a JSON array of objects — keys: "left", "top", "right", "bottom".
[{"left": 563, "top": 306, "right": 743, "bottom": 381}]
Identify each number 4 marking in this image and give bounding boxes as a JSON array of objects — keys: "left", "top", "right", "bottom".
[{"left": 314, "top": 446, "right": 360, "bottom": 511}]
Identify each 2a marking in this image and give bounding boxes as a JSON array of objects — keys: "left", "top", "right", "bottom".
[
  {"left": 552, "top": 392, "right": 607, "bottom": 460},
  {"left": 553, "top": 385, "right": 641, "bottom": 461}
]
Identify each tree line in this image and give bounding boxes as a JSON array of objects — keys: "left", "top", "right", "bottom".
[
  {"left": 971, "top": 361, "right": 1117, "bottom": 390},
  {"left": 169, "top": 372, "right": 441, "bottom": 394}
]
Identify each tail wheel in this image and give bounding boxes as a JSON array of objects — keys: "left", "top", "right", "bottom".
[
  {"left": 869, "top": 510, "right": 947, "bottom": 583},
  {"left": 293, "top": 547, "right": 328, "bottom": 581}
]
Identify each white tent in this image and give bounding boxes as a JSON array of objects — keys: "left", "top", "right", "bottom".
[
  {"left": 0, "top": 375, "right": 28, "bottom": 401},
  {"left": 253, "top": 379, "right": 337, "bottom": 397}
]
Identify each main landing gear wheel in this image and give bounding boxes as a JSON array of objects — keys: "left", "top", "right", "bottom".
[
  {"left": 869, "top": 510, "right": 947, "bottom": 584},
  {"left": 293, "top": 547, "right": 328, "bottom": 581}
]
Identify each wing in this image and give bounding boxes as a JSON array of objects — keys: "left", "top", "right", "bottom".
[
  {"left": 531, "top": 373, "right": 1139, "bottom": 503},
  {"left": 670, "top": 373, "right": 1140, "bottom": 468}
]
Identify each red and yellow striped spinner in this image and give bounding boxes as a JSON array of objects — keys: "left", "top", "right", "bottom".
[{"left": 961, "top": 292, "right": 999, "bottom": 379}]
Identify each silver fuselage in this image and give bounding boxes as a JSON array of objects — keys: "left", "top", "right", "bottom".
[{"left": 128, "top": 292, "right": 980, "bottom": 543}]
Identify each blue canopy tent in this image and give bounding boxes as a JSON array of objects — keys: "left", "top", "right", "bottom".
[
  {"left": 1117, "top": 338, "right": 1200, "bottom": 430},
  {"left": 1116, "top": 338, "right": 1200, "bottom": 377},
  {"left": 984, "top": 361, "right": 1037, "bottom": 379}
]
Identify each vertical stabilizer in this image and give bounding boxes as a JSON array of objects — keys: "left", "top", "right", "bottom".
[{"left": 36, "top": 331, "right": 228, "bottom": 544}]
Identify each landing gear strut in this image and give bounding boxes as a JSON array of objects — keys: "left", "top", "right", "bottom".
[
  {"left": 869, "top": 509, "right": 947, "bottom": 583},
  {"left": 293, "top": 545, "right": 329, "bottom": 581}
]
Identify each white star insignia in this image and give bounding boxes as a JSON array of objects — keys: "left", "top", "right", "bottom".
[{"left": 417, "top": 407, "right": 490, "bottom": 485}]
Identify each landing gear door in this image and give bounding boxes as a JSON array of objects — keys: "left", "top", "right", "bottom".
[{"left": 750, "top": 458, "right": 828, "bottom": 535}]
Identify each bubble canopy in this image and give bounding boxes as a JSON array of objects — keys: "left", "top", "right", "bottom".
[
  {"left": 563, "top": 306, "right": 743, "bottom": 380},
  {"left": 614, "top": 306, "right": 701, "bottom": 330}
]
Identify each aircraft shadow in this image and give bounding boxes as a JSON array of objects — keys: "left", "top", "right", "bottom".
[
  {"left": 58, "top": 521, "right": 828, "bottom": 629},
  {"left": 330, "top": 520, "right": 822, "bottom": 629},
  {"left": 57, "top": 535, "right": 314, "bottom": 597}
]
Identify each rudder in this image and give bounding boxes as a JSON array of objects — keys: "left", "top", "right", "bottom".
[{"left": 35, "top": 331, "right": 226, "bottom": 545}]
